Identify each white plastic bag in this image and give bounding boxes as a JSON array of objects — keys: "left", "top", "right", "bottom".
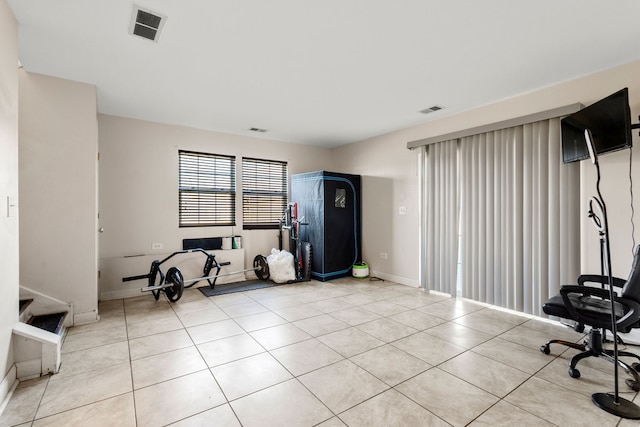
[{"left": 267, "top": 248, "right": 295, "bottom": 283}]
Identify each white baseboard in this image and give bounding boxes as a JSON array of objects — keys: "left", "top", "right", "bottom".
[
  {"left": 368, "top": 270, "right": 419, "bottom": 288},
  {"left": 100, "top": 288, "right": 144, "bottom": 301},
  {"left": 15, "top": 359, "right": 41, "bottom": 381},
  {"left": 0, "top": 365, "right": 17, "bottom": 416},
  {"left": 74, "top": 311, "right": 99, "bottom": 326}
]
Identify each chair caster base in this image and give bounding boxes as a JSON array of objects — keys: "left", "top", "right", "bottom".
[
  {"left": 568, "top": 367, "right": 581, "bottom": 378},
  {"left": 626, "top": 378, "right": 640, "bottom": 392}
]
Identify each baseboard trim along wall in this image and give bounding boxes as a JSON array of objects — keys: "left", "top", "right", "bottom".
[
  {"left": 368, "top": 270, "right": 419, "bottom": 288},
  {"left": 0, "top": 365, "right": 18, "bottom": 416}
]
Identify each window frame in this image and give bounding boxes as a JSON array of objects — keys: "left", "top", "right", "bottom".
[
  {"left": 241, "top": 157, "right": 288, "bottom": 230},
  {"left": 178, "top": 150, "right": 236, "bottom": 227}
]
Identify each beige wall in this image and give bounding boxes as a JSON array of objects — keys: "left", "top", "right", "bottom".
[
  {"left": 0, "top": 0, "right": 19, "bottom": 386},
  {"left": 98, "top": 115, "right": 334, "bottom": 299},
  {"left": 19, "top": 71, "right": 99, "bottom": 322},
  {"left": 577, "top": 63, "right": 640, "bottom": 276},
  {"left": 333, "top": 136, "right": 420, "bottom": 285},
  {"left": 95, "top": 61, "right": 637, "bottom": 292},
  {"left": 335, "top": 60, "right": 640, "bottom": 285},
  {"left": 335, "top": 62, "right": 640, "bottom": 282}
]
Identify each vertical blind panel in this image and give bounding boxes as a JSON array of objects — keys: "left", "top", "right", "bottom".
[
  {"left": 521, "top": 124, "right": 533, "bottom": 313},
  {"left": 498, "top": 130, "right": 512, "bottom": 309},
  {"left": 548, "top": 121, "right": 561, "bottom": 302},
  {"left": 448, "top": 142, "right": 459, "bottom": 294},
  {"left": 558, "top": 124, "right": 581, "bottom": 298},
  {"left": 513, "top": 127, "right": 524, "bottom": 313},
  {"left": 458, "top": 118, "right": 579, "bottom": 315},
  {"left": 425, "top": 140, "right": 459, "bottom": 295},
  {"left": 460, "top": 140, "right": 470, "bottom": 299},
  {"left": 242, "top": 157, "right": 287, "bottom": 227},
  {"left": 536, "top": 122, "right": 550, "bottom": 313},
  {"left": 179, "top": 150, "right": 236, "bottom": 226}
]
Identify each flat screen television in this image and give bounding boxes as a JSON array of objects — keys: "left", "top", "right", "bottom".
[{"left": 561, "top": 88, "right": 632, "bottom": 163}]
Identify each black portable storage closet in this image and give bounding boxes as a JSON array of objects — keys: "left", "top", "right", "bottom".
[{"left": 290, "top": 171, "right": 361, "bottom": 281}]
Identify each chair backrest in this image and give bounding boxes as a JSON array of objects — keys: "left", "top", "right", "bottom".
[{"left": 621, "top": 245, "right": 640, "bottom": 302}]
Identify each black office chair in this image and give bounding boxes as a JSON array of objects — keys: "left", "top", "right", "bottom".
[{"left": 540, "top": 245, "right": 640, "bottom": 390}]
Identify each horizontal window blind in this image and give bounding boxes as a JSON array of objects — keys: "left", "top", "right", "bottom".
[
  {"left": 242, "top": 157, "right": 288, "bottom": 229},
  {"left": 179, "top": 150, "right": 236, "bottom": 227}
]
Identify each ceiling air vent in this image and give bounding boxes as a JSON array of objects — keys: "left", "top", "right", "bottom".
[
  {"left": 419, "top": 105, "right": 443, "bottom": 114},
  {"left": 249, "top": 127, "right": 268, "bottom": 133},
  {"left": 129, "top": 6, "right": 166, "bottom": 42}
]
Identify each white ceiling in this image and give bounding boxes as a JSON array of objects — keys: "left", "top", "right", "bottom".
[{"left": 7, "top": 0, "right": 640, "bottom": 148}]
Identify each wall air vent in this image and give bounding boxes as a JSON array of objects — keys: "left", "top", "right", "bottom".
[
  {"left": 419, "top": 105, "right": 443, "bottom": 114},
  {"left": 249, "top": 127, "right": 268, "bottom": 133},
  {"left": 129, "top": 6, "right": 166, "bottom": 42}
]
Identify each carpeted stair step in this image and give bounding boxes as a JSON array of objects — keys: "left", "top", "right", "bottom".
[
  {"left": 19, "top": 298, "right": 34, "bottom": 315},
  {"left": 27, "top": 312, "right": 67, "bottom": 335}
]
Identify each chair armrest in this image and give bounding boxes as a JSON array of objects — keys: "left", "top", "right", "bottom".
[
  {"left": 614, "top": 297, "right": 640, "bottom": 331},
  {"left": 560, "top": 285, "right": 611, "bottom": 299},
  {"left": 559, "top": 285, "right": 640, "bottom": 330},
  {"left": 560, "top": 285, "right": 615, "bottom": 326},
  {"left": 577, "top": 274, "right": 626, "bottom": 288}
]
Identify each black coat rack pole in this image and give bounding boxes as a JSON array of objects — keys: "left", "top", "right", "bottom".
[
  {"left": 597, "top": 174, "right": 619, "bottom": 400},
  {"left": 587, "top": 129, "right": 640, "bottom": 419}
]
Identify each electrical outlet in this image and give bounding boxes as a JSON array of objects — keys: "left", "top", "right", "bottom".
[
  {"left": 380, "top": 252, "right": 388, "bottom": 259},
  {"left": 399, "top": 206, "right": 406, "bottom": 215},
  {"left": 152, "top": 243, "right": 163, "bottom": 250}
]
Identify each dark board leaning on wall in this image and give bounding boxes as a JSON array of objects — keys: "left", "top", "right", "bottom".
[
  {"left": 182, "top": 237, "right": 222, "bottom": 250},
  {"left": 291, "top": 171, "right": 361, "bottom": 281}
]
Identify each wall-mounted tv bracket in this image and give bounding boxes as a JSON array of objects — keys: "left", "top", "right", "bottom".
[{"left": 632, "top": 116, "right": 640, "bottom": 135}]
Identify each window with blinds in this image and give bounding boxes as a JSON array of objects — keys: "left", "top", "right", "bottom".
[
  {"left": 179, "top": 150, "right": 236, "bottom": 227},
  {"left": 242, "top": 157, "right": 288, "bottom": 229}
]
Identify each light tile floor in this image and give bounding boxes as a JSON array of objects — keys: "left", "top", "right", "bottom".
[{"left": 2, "top": 277, "right": 640, "bottom": 426}]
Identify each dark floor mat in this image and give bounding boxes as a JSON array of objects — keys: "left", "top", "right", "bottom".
[{"left": 198, "top": 279, "right": 277, "bottom": 297}]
